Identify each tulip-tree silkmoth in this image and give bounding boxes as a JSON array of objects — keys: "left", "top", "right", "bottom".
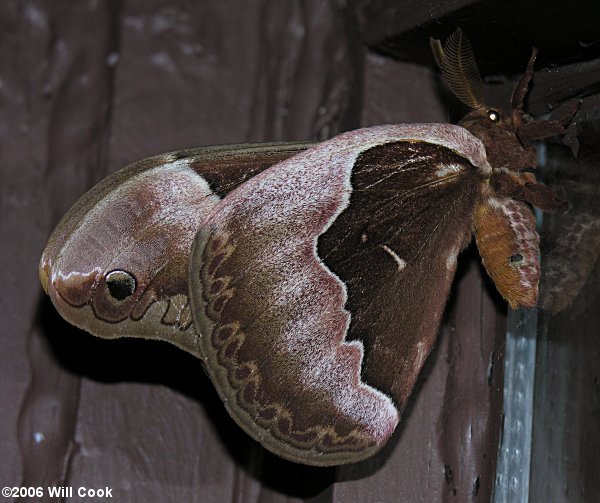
[{"left": 39, "top": 29, "right": 575, "bottom": 465}]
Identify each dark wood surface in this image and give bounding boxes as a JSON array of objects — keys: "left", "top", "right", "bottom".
[
  {"left": 355, "top": 0, "right": 600, "bottom": 75},
  {"left": 13, "top": 1, "right": 600, "bottom": 501}
]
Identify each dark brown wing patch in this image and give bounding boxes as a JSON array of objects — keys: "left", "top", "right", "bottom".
[{"left": 318, "top": 141, "right": 484, "bottom": 405}]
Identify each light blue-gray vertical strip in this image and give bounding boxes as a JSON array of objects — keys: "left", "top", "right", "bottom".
[
  {"left": 494, "top": 143, "right": 546, "bottom": 503},
  {"left": 493, "top": 308, "right": 538, "bottom": 503}
]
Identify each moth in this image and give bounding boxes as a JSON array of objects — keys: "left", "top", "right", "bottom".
[{"left": 39, "top": 29, "right": 574, "bottom": 466}]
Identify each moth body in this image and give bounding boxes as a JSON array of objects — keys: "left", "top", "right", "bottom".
[{"left": 473, "top": 196, "right": 540, "bottom": 308}]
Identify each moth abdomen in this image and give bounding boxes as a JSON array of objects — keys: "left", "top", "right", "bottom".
[{"left": 473, "top": 196, "right": 540, "bottom": 308}]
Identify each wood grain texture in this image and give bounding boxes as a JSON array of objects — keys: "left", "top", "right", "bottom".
[{"left": 2, "top": 1, "right": 505, "bottom": 501}]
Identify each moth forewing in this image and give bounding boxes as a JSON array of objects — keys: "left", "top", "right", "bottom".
[{"left": 188, "top": 125, "right": 492, "bottom": 465}]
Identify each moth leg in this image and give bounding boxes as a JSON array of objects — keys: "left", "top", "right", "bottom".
[
  {"left": 511, "top": 47, "right": 538, "bottom": 125},
  {"left": 517, "top": 100, "right": 581, "bottom": 143}
]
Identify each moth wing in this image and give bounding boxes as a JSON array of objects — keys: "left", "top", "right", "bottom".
[
  {"left": 40, "top": 143, "right": 313, "bottom": 356},
  {"left": 189, "top": 124, "right": 490, "bottom": 465}
]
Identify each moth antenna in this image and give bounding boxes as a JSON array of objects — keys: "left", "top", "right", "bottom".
[
  {"left": 430, "top": 28, "right": 485, "bottom": 111},
  {"left": 430, "top": 37, "right": 445, "bottom": 69},
  {"left": 511, "top": 47, "right": 538, "bottom": 130}
]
